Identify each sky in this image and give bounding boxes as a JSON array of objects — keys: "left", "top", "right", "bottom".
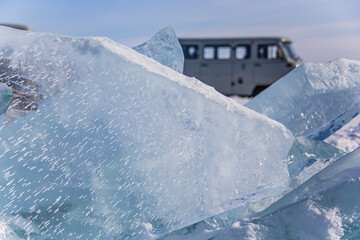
[{"left": 0, "top": 0, "right": 359, "bottom": 62}]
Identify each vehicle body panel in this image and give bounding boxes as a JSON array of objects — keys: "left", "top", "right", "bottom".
[{"left": 179, "top": 37, "right": 302, "bottom": 96}]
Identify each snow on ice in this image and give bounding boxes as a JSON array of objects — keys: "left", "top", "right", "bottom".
[{"left": 1, "top": 25, "right": 360, "bottom": 240}]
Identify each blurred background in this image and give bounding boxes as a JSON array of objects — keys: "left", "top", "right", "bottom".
[{"left": 0, "top": 0, "right": 359, "bottom": 62}]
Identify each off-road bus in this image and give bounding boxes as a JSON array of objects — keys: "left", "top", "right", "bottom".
[{"left": 179, "top": 37, "right": 302, "bottom": 96}]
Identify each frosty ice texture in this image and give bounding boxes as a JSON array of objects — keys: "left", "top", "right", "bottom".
[
  {"left": 0, "top": 26, "right": 293, "bottom": 239},
  {"left": 246, "top": 59, "right": 360, "bottom": 140},
  {"left": 133, "top": 25, "right": 184, "bottom": 73},
  {"left": 0, "top": 83, "right": 12, "bottom": 126}
]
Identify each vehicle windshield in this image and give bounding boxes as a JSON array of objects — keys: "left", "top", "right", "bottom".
[{"left": 283, "top": 43, "right": 299, "bottom": 60}]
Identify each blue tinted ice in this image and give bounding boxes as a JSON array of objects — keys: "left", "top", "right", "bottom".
[
  {"left": 133, "top": 25, "right": 184, "bottom": 73},
  {"left": 0, "top": 26, "right": 293, "bottom": 239},
  {"left": 246, "top": 59, "right": 360, "bottom": 140},
  {"left": 0, "top": 83, "right": 12, "bottom": 126},
  {"left": 287, "top": 137, "right": 345, "bottom": 179}
]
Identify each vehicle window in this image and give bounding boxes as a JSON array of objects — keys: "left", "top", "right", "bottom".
[
  {"left": 258, "top": 44, "right": 281, "bottom": 60},
  {"left": 182, "top": 45, "right": 199, "bottom": 59},
  {"left": 235, "top": 45, "right": 251, "bottom": 59},
  {"left": 203, "top": 46, "right": 215, "bottom": 60},
  {"left": 217, "top": 46, "right": 231, "bottom": 60},
  {"left": 283, "top": 43, "right": 299, "bottom": 60},
  {"left": 203, "top": 45, "right": 231, "bottom": 60}
]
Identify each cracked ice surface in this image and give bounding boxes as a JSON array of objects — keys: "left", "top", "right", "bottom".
[
  {"left": 0, "top": 27, "right": 293, "bottom": 239},
  {"left": 0, "top": 83, "right": 12, "bottom": 126}
]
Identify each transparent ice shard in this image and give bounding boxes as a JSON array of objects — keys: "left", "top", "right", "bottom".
[
  {"left": 0, "top": 26, "right": 293, "bottom": 239},
  {"left": 246, "top": 58, "right": 360, "bottom": 140},
  {"left": 133, "top": 25, "right": 184, "bottom": 73},
  {"left": 287, "top": 137, "right": 346, "bottom": 179}
]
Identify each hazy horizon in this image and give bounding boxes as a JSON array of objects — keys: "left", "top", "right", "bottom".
[{"left": 1, "top": 0, "right": 359, "bottom": 62}]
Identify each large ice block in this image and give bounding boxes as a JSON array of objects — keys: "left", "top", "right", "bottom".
[
  {"left": 246, "top": 59, "right": 360, "bottom": 140},
  {"left": 0, "top": 26, "right": 293, "bottom": 239},
  {"left": 0, "top": 83, "right": 12, "bottom": 126},
  {"left": 133, "top": 25, "right": 184, "bottom": 73}
]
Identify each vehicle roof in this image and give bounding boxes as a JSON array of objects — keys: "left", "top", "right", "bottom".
[
  {"left": 0, "top": 23, "right": 35, "bottom": 32},
  {"left": 179, "top": 37, "right": 292, "bottom": 44}
]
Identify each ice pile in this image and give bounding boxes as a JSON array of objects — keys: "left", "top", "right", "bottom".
[
  {"left": 0, "top": 26, "right": 293, "bottom": 239},
  {"left": 165, "top": 146, "right": 360, "bottom": 239},
  {"left": 246, "top": 59, "right": 360, "bottom": 140},
  {"left": 195, "top": 59, "right": 360, "bottom": 230},
  {"left": 163, "top": 59, "right": 360, "bottom": 239},
  {"left": 204, "top": 145, "right": 360, "bottom": 240},
  {"left": 181, "top": 137, "right": 347, "bottom": 231},
  {"left": 0, "top": 83, "right": 12, "bottom": 126},
  {"left": 2, "top": 24, "right": 360, "bottom": 239}
]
